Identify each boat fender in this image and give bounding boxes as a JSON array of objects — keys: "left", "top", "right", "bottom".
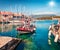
[
  {"left": 34, "top": 28, "right": 36, "bottom": 30},
  {"left": 48, "top": 30, "right": 52, "bottom": 39},
  {"left": 48, "top": 30, "right": 52, "bottom": 45},
  {"left": 54, "top": 33, "right": 59, "bottom": 42},
  {"left": 48, "top": 39, "right": 51, "bottom": 45},
  {"left": 49, "top": 25, "right": 52, "bottom": 30}
]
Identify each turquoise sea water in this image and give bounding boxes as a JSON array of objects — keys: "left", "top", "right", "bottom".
[{"left": 0, "top": 20, "right": 58, "bottom": 50}]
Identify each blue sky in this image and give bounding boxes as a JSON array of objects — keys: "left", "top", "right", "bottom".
[{"left": 0, "top": 0, "right": 60, "bottom": 15}]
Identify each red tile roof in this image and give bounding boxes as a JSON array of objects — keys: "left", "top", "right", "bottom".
[{"left": 0, "top": 11, "right": 13, "bottom": 15}]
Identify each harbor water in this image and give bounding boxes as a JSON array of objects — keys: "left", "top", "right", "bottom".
[{"left": 0, "top": 20, "right": 58, "bottom": 50}]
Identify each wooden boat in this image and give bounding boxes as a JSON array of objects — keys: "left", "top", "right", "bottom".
[
  {"left": 48, "top": 24, "right": 60, "bottom": 43},
  {"left": 0, "top": 36, "right": 22, "bottom": 50},
  {"left": 16, "top": 25, "right": 36, "bottom": 34}
]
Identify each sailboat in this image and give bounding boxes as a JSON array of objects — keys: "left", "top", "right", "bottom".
[{"left": 16, "top": 6, "right": 36, "bottom": 34}]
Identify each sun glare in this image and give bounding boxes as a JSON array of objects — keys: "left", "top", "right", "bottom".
[{"left": 49, "top": 1, "right": 55, "bottom": 7}]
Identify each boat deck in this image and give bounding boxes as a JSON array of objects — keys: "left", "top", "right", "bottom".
[
  {"left": 0, "top": 36, "right": 22, "bottom": 50},
  {"left": 0, "top": 36, "right": 12, "bottom": 48}
]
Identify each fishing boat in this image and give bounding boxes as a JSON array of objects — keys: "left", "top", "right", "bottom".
[
  {"left": 16, "top": 24, "right": 36, "bottom": 34},
  {"left": 48, "top": 23, "right": 60, "bottom": 44},
  {"left": 15, "top": 13, "right": 36, "bottom": 34}
]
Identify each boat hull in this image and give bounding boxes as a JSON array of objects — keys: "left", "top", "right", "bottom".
[{"left": 17, "top": 30, "right": 35, "bottom": 35}]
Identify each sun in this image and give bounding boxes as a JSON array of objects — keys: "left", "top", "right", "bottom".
[{"left": 49, "top": 1, "right": 55, "bottom": 7}]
